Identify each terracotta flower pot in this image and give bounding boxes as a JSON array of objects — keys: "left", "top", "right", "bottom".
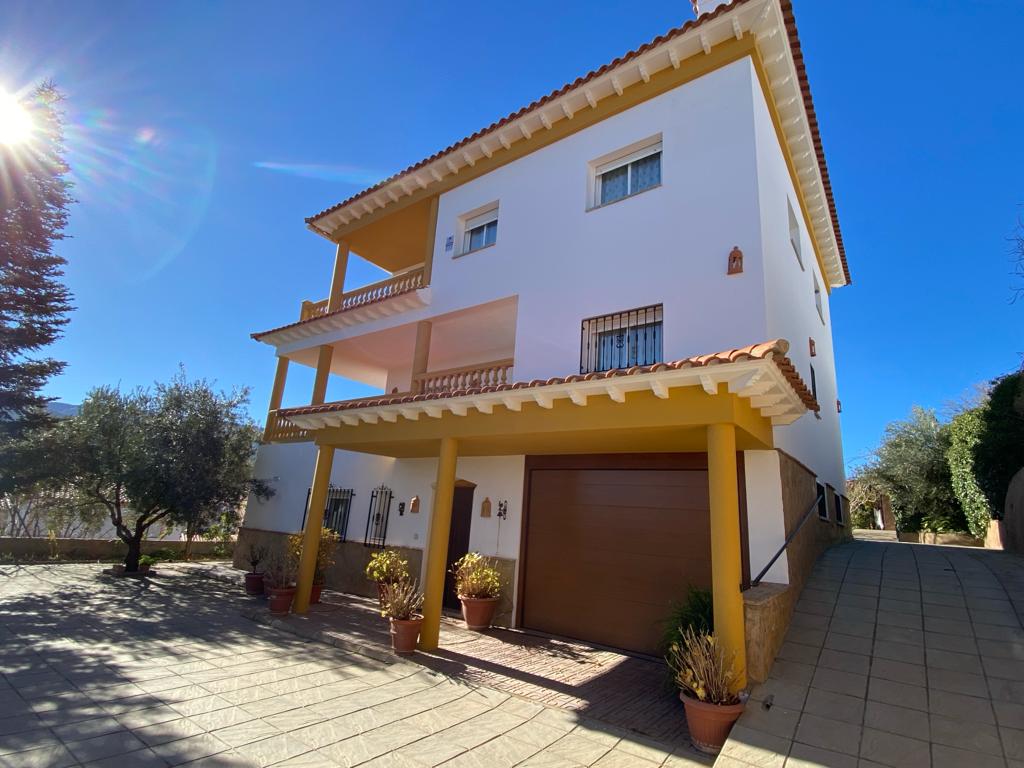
[
  {"left": 390, "top": 617, "right": 423, "bottom": 654},
  {"left": 459, "top": 596, "right": 499, "bottom": 631},
  {"left": 268, "top": 586, "right": 296, "bottom": 615},
  {"left": 245, "top": 572, "right": 264, "bottom": 596},
  {"left": 311, "top": 582, "right": 323, "bottom": 605},
  {"left": 138, "top": 563, "right": 151, "bottom": 575},
  {"left": 680, "top": 692, "right": 745, "bottom": 755},
  {"left": 112, "top": 564, "right": 126, "bottom": 576}
]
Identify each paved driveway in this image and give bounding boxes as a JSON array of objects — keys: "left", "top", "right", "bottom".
[
  {"left": 0, "top": 563, "right": 706, "bottom": 768},
  {"left": 717, "top": 539, "right": 1024, "bottom": 768}
]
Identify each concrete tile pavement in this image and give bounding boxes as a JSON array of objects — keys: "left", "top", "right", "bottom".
[
  {"left": 0, "top": 563, "right": 710, "bottom": 768},
  {"left": 716, "top": 538, "right": 1024, "bottom": 767}
]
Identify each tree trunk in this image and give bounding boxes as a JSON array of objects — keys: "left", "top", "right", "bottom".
[
  {"left": 124, "top": 537, "right": 142, "bottom": 572},
  {"left": 185, "top": 527, "right": 195, "bottom": 560}
]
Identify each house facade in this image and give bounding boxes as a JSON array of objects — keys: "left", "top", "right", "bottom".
[{"left": 238, "top": 0, "right": 852, "bottom": 686}]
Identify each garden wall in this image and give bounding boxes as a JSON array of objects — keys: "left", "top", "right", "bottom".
[
  {"left": 896, "top": 531, "right": 983, "bottom": 547},
  {"left": 0, "top": 537, "right": 228, "bottom": 561}
]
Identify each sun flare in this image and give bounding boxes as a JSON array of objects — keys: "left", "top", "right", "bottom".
[{"left": 0, "top": 90, "right": 33, "bottom": 146}]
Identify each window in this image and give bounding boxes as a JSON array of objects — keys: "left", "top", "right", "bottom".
[
  {"left": 826, "top": 484, "right": 836, "bottom": 523},
  {"left": 580, "top": 304, "right": 663, "bottom": 374},
  {"left": 460, "top": 206, "right": 498, "bottom": 255},
  {"left": 836, "top": 492, "right": 847, "bottom": 526},
  {"left": 813, "top": 273, "right": 824, "bottom": 323},
  {"left": 816, "top": 482, "right": 829, "bottom": 520},
  {"left": 788, "top": 199, "right": 803, "bottom": 268},
  {"left": 301, "top": 486, "right": 354, "bottom": 541},
  {"left": 593, "top": 140, "right": 662, "bottom": 207},
  {"left": 364, "top": 485, "right": 393, "bottom": 548},
  {"left": 810, "top": 364, "right": 818, "bottom": 401}
]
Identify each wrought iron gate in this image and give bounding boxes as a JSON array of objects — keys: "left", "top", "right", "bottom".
[{"left": 364, "top": 486, "right": 393, "bottom": 548}]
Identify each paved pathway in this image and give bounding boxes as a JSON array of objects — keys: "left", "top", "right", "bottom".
[
  {"left": 0, "top": 563, "right": 708, "bottom": 768},
  {"left": 235, "top": 586, "right": 689, "bottom": 747},
  {"left": 716, "top": 539, "right": 1024, "bottom": 768}
]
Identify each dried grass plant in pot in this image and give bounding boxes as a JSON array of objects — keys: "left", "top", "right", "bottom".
[
  {"left": 265, "top": 553, "right": 298, "bottom": 615},
  {"left": 365, "top": 549, "right": 410, "bottom": 605},
  {"left": 380, "top": 579, "right": 425, "bottom": 654},
  {"left": 450, "top": 553, "right": 501, "bottom": 630},
  {"left": 667, "top": 627, "right": 744, "bottom": 754}
]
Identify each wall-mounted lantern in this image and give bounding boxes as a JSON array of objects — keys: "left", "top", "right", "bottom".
[
  {"left": 398, "top": 501, "right": 405, "bottom": 516},
  {"left": 480, "top": 497, "right": 492, "bottom": 518},
  {"left": 409, "top": 495, "right": 420, "bottom": 514},
  {"left": 497, "top": 500, "right": 509, "bottom": 520},
  {"left": 727, "top": 246, "right": 744, "bottom": 275},
  {"left": 837, "top": 399, "right": 842, "bottom": 414}
]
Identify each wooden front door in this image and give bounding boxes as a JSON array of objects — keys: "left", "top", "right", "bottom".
[{"left": 443, "top": 485, "right": 475, "bottom": 610}]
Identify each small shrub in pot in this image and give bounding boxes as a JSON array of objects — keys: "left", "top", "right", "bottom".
[
  {"left": 667, "top": 627, "right": 744, "bottom": 754},
  {"left": 288, "top": 529, "right": 340, "bottom": 604},
  {"left": 450, "top": 552, "right": 501, "bottom": 630},
  {"left": 265, "top": 553, "right": 298, "bottom": 615},
  {"left": 245, "top": 544, "right": 268, "bottom": 595},
  {"left": 365, "top": 549, "right": 410, "bottom": 603},
  {"left": 379, "top": 579, "right": 425, "bottom": 654}
]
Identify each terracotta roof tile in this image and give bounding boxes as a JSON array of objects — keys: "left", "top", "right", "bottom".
[
  {"left": 278, "top": 338, "right": 819, "bottom": 420},
  {"left": 304, "top": 0, "right": 849, "bottom": 285}
]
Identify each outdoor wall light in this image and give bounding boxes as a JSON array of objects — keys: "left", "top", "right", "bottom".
[{"left": 497, "top": 500, "right": 509, "bottom": 520}]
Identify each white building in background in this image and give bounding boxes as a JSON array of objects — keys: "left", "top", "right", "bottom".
[{"left": 240, "top": 0, "right": 852, "bottom": 684}]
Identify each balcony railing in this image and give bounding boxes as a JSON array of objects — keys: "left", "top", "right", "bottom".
[
  {"left": 301, "top": 267, "right": 426, "bottom": 322},
  {"left": 412, "top": 359, "right": 514, "bottom": 394},
  {"left": 263, "top": 410, "right": 310, "bottom": 443}
]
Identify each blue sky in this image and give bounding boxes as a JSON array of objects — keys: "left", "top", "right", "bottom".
[{"left": 1, "top": 0, "right": 1021, "bottom": 470}]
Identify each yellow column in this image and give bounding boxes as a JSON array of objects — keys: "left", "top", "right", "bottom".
[
  {"left": 419, "top": 436, "right": 458, "bottom": 650},
  {"left": 410, "top": 321, "right": 432, "bottom": 393},
  {"left": 311, "top": 345, "right": 333, "bottom": 405},
  {"left": 293, "top": 444, "right": 335, "bottom": 614},
  {"left": 327, "top": 241, "right": 350, "bottom": 313},
  {"left": 421, "top": 196, "right": 439, "bottom": 285},
  {"left": 707, "top": 422, "right": 747, "bottom": 690},
  {"left": 263, "top": 356, "right": 290, "bottom": 441}
]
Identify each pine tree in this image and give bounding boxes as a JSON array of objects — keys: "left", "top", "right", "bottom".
[{"left": 0, "top": 83, "right": 74, "bottom": 439}]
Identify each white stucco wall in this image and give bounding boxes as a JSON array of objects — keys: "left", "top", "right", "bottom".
[
  {"left": 743, "top": 450, "right": 789, "bottom": 584},
  {"left": 244, "top": 443, "right": 524, "bottom": 562},
  {"left": 749, "top": 70, "right": 846, "bottom": 493}
]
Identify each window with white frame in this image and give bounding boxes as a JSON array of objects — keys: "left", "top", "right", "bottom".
[
  {"left": 813, "top": 272, "right": 824, "bottom": 322},
  {"left": 593, "top": 140, "right": 662, "bottom": 208},
  {"left": 788, "top": 199, "right": 803, "bottom": 269},
  {"left": 460, "top": 206, "right": 498, "bottom": 255}
]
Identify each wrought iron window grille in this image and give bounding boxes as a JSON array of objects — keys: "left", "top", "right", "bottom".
[
  {"left": 364, "top": 485, "right": 393, "bottom": 548},
  {"left": 300, "top": 486, "right": 355, "bottom": 541},
  {"left": 580, "top": 304, "right": 664, "bottom": 375}
]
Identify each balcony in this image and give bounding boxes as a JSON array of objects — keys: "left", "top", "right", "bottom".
[
  {"left": 300, "top": 267, "right": 427, "bottom": 322},
  {"left": 264, "top": 359, "right": 516, "bottom": 443}
]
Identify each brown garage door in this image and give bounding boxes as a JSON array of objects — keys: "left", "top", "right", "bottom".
[{"left": 522, "top": 458, "right": 713, "bottom": 655}]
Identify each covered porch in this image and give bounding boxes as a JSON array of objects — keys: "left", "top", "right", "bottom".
[{"left": 278, "top": 339, "right": 819, "bottom": 692}]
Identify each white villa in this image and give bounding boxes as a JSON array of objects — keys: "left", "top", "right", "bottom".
[{"left": 238, "top": 0, "right": 851, "bottom": 685}]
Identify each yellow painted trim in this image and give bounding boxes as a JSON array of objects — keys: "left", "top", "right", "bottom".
[
  {"left": 312, "top": 386, "right": 774, "bottom": 457},
  {"left": 419, "top": 436, "right": 458, "bottom": 650},
  {"left": 411, "top": 321, "right": 432, "bottom": 381},
  {"left": 749, "top": 47, "right": 832, "bottom": 293},
  {"left": 311, "top": 345, "right": 333, "bottom": 406},
  {"left": 268, "top": 357, "right": 289, "bottom": 412},
  {"left": 707, "top": 422, "right": 747, "bottom": 691},
  {"left": 293, "top": 445, "right": 335, "bottom": 614},
  {"left": 421, "top": 195, "right": 439, "bottom": 285},
  {"left": 327, "top": 241, "right": 350, "bottom": 312}
]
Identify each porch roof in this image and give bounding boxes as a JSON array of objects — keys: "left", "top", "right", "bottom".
[{"left": 277, "top": 339, "right": 817, "bottom": 458}]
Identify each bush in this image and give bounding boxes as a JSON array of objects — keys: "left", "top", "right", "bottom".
[
  {"left": 450, "top": 553, "right": 501, "bottom": 599},
  {"left": 948, "top": 408, "right": 995, "bottom": 538},
  {"left": 379, "top": 580, "right": 424, "bottom": 620},
  {"left": 662, "top": 587, "right": 713, "bottom": 656},
  {"left": 288, "top": 528, "right": 340, "bottom": 582},
  {"left": 974, "top": 372, "right": 1024, "bottom": 517},
  {"left": 145, "top": 548, "right": 180, "bottom": 563},
  {"left": 365, "top": 549, "right": 409, "bottom": 585}
]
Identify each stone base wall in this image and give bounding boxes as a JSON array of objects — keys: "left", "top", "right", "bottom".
[
  {"left": 740, "top": 451, "right": 849, "bottom": 683},
  {"left": 0, "top": 537, "right": 229, "bottom": 561},
  {"left": 743, "top": 582, "right": 793, "bottom": 683},
  {"left": 896, "top": 531, "right": 983, "bottom": 547}
]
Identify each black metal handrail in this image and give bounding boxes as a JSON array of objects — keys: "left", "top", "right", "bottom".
[{"left": 750, "top": 493, "right": 824, "bottom": 587}]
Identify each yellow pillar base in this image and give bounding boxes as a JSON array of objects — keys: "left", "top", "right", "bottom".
[
  {"left": 293, "top": 445, "right": 335, "bottom": 614},
  {"left": 707, "top": 422, "right": 747, "bottom": 691},
  {"left": 419, "top": 437, "right": 458, "bottom": 650}
]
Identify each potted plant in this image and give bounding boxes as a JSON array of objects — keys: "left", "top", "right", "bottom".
[
  {"left": 450, "top": 552, "right": 501, "bottom": 630},
  {"left": 379, "top": 579, "right": 424, "bottom": 654},
  {"left": 288, "top": 529, "right": 341, "bottom": 604},
  {"left": 245, "top": 544, "right": 269, "bottom": 595},
  {"left": 265, "top": 553, "right": 298, "bottom": 615},
  {"left": 667, "top": 627, "right": 745, "bottom": 754},
  {"left": 138, "top": 555, "right": 156, "bottom": 575},
  {"left": 365, "top": 549, "right": 410, "bottom": 604}
]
